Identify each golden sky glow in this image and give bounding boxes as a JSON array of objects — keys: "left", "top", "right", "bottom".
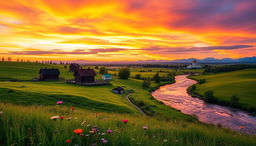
[{"left": 0, "top": 0, "right": 256, "bottom": 62}]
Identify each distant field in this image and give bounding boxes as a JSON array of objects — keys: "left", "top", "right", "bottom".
[{"left": 191, "top": 69, "right": 256, "bottom": 110}]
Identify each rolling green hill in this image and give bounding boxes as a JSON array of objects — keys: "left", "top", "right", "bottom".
[
  {"left": 0, "top": 62, "right": 187, "bottom": 119},
  {"left": 0, "top": 62, "right": 256, "bottom": 145},
  {"left": 191, "top": 69, "right": 256, "bottom": 110}
]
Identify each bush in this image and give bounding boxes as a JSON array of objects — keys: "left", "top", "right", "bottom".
[
  {"left": 204, "top": 90, "right": 218, "bottom": 103},
  {"left": 190, "top": 85, "right": 196, "bottom": 91},
  {"left": 198, "top": 79, "right": 206, "bottom": 84},
  {"left": 99, "top": 67, "right": 107, "bottom": 74},
  {"left": 135, "top": 74, "right": 141, "bottom": 79},
  {"left": 153, "top": 72, "right": 161, "bottom": 83},
  {"left": 118, "top": 68, "right": 130, "bottom": 79},
  {"left": 230, "top": 95, "right": 239, "bottom": 106},
  {"left": 142, "top": 78, "right": 151, "bottom": 88}
]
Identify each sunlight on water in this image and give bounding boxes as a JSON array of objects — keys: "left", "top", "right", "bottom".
[{"left": 152, "top": 75, "right": 256, "bottom": 135}]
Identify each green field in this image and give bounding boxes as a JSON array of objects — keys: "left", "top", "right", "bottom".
[
  {"left": 191, "top": 69, "right": 256, "bottom": 110},
  {"left": 0, "top": 62, "right": 187, "bottom": 119},
  {"left": 0, "top": 62, "right": 255, "bottom": 145}
]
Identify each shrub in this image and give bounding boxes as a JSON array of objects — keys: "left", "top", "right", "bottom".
[
  {"left": 229, "top": 95, "right": 239, "bottom": 106},
  {"left": 204, "top": 90, "right": 218, "bottom": 103},
  {"left": 118, "top": 68, "right": 130, "bottom": 79},
  {"left": 142, "top": 78, "right": 151, "bottom": 88},
  {"left": 99, "top": 67, "right": 107, "bottom": 74},
  {"left": 190, "top": 85, "right": 196, "bottom": 91},
  {"left": 135, "top": 74, "right": 141, "bottom": 79},
  {"left": 198, "top": 79, "right": 206, "bottom": 84},
  {"left": 153, "top": 72, "right": 161, "bottom": 83}
]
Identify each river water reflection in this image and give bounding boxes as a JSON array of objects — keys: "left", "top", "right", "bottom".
[{"left": 152, "top": 75, "right": 256, "bottom": 135}]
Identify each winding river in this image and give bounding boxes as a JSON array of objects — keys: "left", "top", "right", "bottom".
[{"left": 152, "top": 75, "right": 256, "bottom": 135}]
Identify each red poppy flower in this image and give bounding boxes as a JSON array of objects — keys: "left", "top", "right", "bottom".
[
  {"left": 60, "top": 116, "right": 64, "bottom": 120},
  {"left": 74, "top": 129, "right": 83, "bottom": 134},
  {"left": 66, "top": 139, "right": 71, "bottom": 143},
  {"left": 70, "top": 107, "right": 74, "bottom": 111},
  {"left": 122, "top": 119, "right": 128, "bottom": 123}
]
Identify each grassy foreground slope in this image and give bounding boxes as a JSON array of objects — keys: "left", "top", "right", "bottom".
[
  {"left": 191, "top": 69, "right": 256, "bottom": 110},
  {"left": 0, "top": 103, "right": 255, "bottom": 146}
]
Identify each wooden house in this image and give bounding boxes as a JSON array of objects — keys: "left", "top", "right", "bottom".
[
  {"left": 102, "top": 74, "right": 113, "bottom": 80},
  {"left": 39, "top": 68, "right": 60, "bottom": 80},
  {"left": 74, "top": 68, "right": 96, "bottom": 83},
  {"left": 112, "top": 86, "right": 125, "bottom": 94}
]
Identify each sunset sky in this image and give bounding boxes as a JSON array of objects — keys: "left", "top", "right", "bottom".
[{"left": 0, "top": 0, "right": 255, "bottom": 62}]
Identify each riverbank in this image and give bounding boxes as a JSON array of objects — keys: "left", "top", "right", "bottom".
[
  {"left": 152, "top": 75, "right": 256, "bottom": 135},
  {"left": 188, "top": 69, "right": 256, "bottom": 114}
]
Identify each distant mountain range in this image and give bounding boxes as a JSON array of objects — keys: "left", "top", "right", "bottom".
[
  {"left": 171, "top": 57, "right": 256, "bottom": 63},
  {"left": 59, "top": 56, "right": 256, "bottom": 65}
]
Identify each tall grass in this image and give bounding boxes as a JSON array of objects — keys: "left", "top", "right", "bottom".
[{"left": 0, "top": 103, "right": 255, "bottom": 146}]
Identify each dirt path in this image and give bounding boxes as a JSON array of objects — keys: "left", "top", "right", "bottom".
[{"left": 125, "top": 94, "right": 147, "bottom": 116}]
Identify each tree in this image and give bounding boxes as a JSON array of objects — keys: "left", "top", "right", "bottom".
[
  {"left": 166, "top": 72, "right": 175, "bottom": 81},
  {"left": 118, "top": 68, "right": 130, "bottom": 79},
  {"left": 99, "top": 67, "right": 107, "bottom": 74},
  {"left": 95, "top": 66, "right": 99, "bottom": 69},
  {"left": 153, "top": 72, "right": 161, "bottom": 83},
  {"left": 230, "top": 95, "right": 239, "bottom": 106},
  {"left": 204, "top": 90, "right": 217, "bottom": 103},
  {"left": 135, "top": 74, "right": 141, "bottom": 79},
  {"left": 198, "top": 79, "right": 206, "bottom": 84},
  {"left": 142, "top": 78, "right": 151, "bottom": 88}
]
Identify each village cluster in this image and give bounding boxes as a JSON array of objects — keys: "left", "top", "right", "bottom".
[{"left": 36, "top": 63, "right": 125, "bottom": 94}]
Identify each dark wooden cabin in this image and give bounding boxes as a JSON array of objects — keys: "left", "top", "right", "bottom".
[
  {"left": 69, "top": 63, "right": 81, "bottom": 72},
  {"left": 112, "top": 87, "right": 125, "bottom": 94},
  {"left": 74, "top": 69, "right": 96, "bottom": 83},
  {"left": 39, "top": 68, "right": 60, "bottom": 80}
]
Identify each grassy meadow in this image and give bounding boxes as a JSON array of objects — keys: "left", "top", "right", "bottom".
[
  {"left": 1, "top": 103, "right": 256, "bottom": 146},
  {"left": 190, "top": 69, "right": 256, "bottom": 111},
  {"left": 0, "top": 62, "right": 256, "bottom": 145}
]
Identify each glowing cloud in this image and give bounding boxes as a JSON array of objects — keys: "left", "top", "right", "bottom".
[{"left": 0, "top": 0, "right": 255, "bottom": 61}]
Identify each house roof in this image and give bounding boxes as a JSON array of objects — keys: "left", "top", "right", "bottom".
[
  {"left": 103, "top": 74, "right": 112, "bottom": 77},
  {"left": 39, "top": 68, "right": 60, "bottom": 75},
  {"left": 69, "top": 63, "right": 80, "bottom": 68},
  {"left": 112, "top": 86, "right": 124, "bottom": 91},
  {"left": 74, "top": 69, "right": 96, "bottom": 77}
]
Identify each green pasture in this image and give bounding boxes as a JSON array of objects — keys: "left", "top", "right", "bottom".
[{"left": 191, "top": 69, "right": 256, "bottom": 110}]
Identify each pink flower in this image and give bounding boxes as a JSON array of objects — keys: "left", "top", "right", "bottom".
[
  {"left": 89, "top": 131, "right": 95, "bottom": 134},
  {"left": 143, "top": 126, "right": 148, "bottom": 130},
  {"left": 101, "top": 138, "right": 108, "bottom": 144},
  {"left": 107, "top": 129, "right": 113, "bottom": 133},
  {"left": 92, "top": 128, "right": 97, "bottom": 132},
  {"left": 56, "top": 101, "right": 63, "bottom": 105},
  {"left": 50, "top": 116, "right": 59, "bottom": 121},
  {"left": 122, "top": 119, "right": 128, "bottom": 123}
]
